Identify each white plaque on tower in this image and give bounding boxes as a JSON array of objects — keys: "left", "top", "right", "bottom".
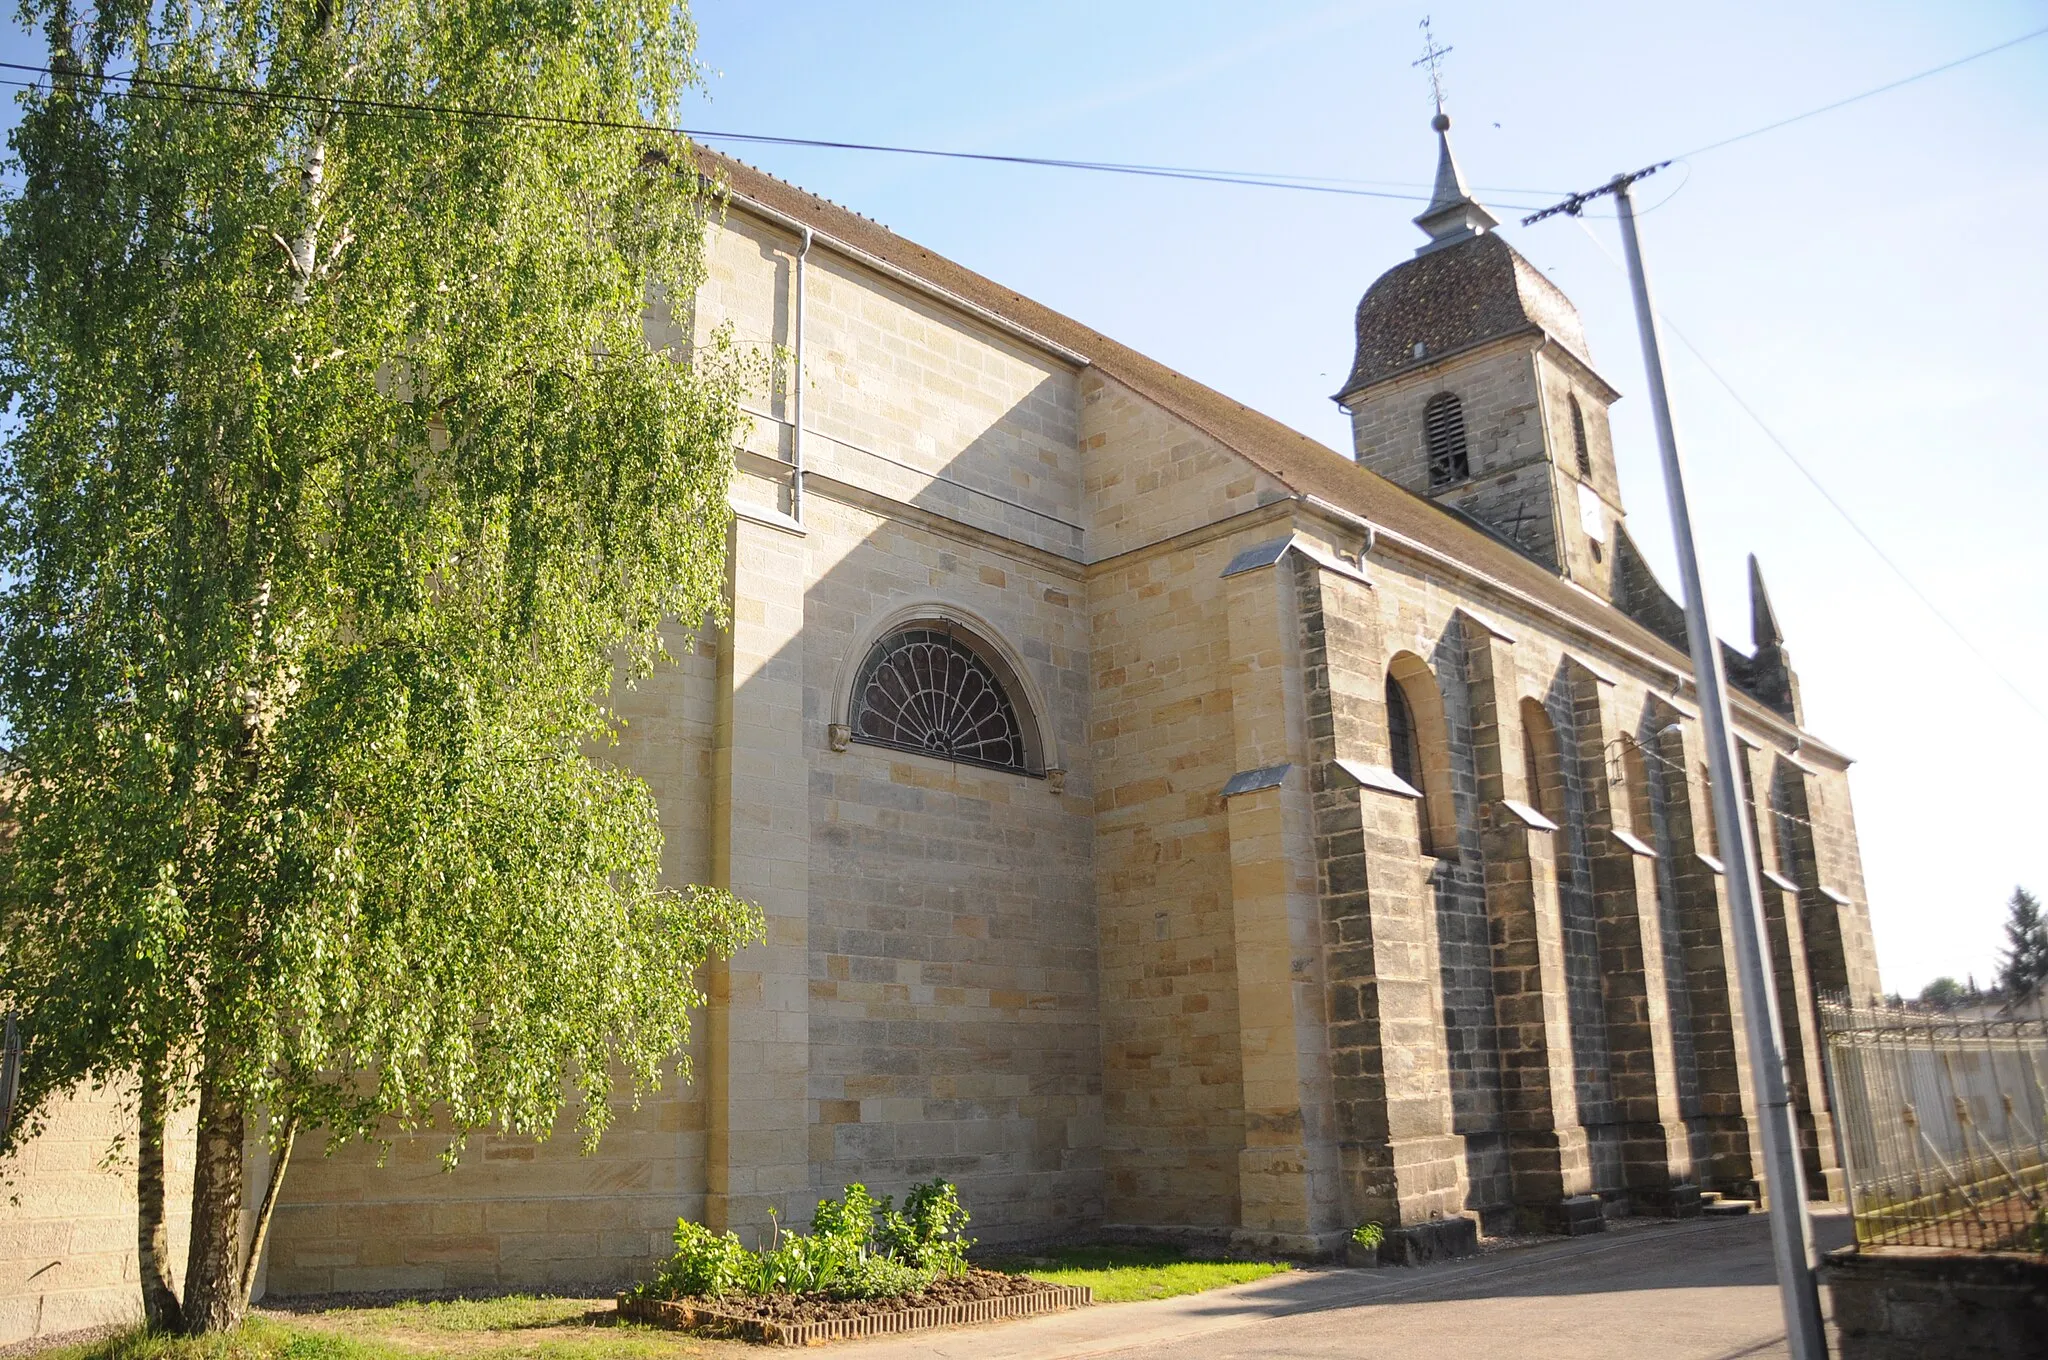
[{"left": 1578, "top": 481, "right": 1605, "bottom": 543}]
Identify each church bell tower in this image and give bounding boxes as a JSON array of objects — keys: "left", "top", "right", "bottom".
[{"left": 1333, "top": 112, "right": 1629, "bottom": 599}]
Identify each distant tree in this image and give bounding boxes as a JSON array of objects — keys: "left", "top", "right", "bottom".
[
  {"left": 0, "top": 0, "right": 761, "bottom": 1336},
  {"left": 1917, "top": 977, "right": 1966, "bottom": 1010},
  {"left": 1999, "top": 887, "right": 2048, "bottom": 998}
]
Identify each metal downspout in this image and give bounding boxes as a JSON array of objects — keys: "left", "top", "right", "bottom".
[{"left": 791, "top": 224, "right": 813, "bottom": 522}]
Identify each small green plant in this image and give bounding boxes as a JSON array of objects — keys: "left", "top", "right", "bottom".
[
  {"left": 877, "top": 1178, "right": 975, "bottom": 1276},
  {"left": 632, "top": 1220, "right": 752, "bottom": 1299},
  {"left": 751, "top": 1227, "right": 834, "bottom": 1295},
  {"left": 826, "top": 1254, "right": 932, "bottom": 1300},
  {"left": 1351, "top": 1222, "right": 1386, "bottom": 1250},
  {"left": 633, "top": 1180, "right": 973, "bottom": 1302}
]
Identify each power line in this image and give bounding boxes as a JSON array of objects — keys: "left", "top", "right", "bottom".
[
  {"left": 1567, "top": 216, "right": 2048, "bottom": 729},
  {"left": 1671, "top": 23, "right": 2048, "bottom": 161},
  {"left": 0, "top": 61, "right": 1558, "bottom": 209},
  {"left": 7, "top": 42, "right": 2041, "bottom": 726},
  {"left": 4, "top": 19, "right": 2041, "bottom": 209}
]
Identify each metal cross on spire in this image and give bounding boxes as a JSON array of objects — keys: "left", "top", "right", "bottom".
[{"left": 1413, "top": 15, "right": 1452, "bottom": 112}]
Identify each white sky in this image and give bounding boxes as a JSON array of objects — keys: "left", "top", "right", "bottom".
[{"left": 2, "top": 1, "right": 2040, "bottom": 997}]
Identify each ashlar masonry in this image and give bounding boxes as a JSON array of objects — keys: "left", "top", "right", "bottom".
[{"left": 1, "top": 114, "right": 1879, "bottom": 1336}]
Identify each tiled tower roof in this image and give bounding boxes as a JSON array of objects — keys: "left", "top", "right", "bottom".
[{"left": 1336, "top": 232, "right": 1595, "bottom": 401}]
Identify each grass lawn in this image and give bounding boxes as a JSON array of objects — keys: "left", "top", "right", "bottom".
[
  {"left": 985, "top": 1244, "right": 1291, "bottom": 1303},
  {"left": 33, "top": 1297, "right": 745, "bottom": 1360},
  {"left": 29, "top": 1249, "right": 1285, "bottom": 1360}
]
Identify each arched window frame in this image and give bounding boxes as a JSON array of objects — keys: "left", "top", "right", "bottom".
[
  {"left": 1422, "top": 391, "right": 1471, "bottom": 490},
  {"left": 1386, "top": 652, "right": 1459, "bottom": 857},
  {"left": 1568, "top": 393, "right": 1592, "bottom": 479},
  {"left": 839, "top": 612, "right": 1048, "bottom": 778},
  {"left": 1518, "top": 697, "right": 1566, "bottom": 827}
]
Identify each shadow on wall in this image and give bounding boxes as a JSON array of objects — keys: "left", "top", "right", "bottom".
[{"left": 253, "top": 368, "right": 1105, "bottom": 1296}]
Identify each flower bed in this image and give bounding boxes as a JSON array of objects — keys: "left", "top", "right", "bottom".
[
  {"left": 622, "top": 1181, "right": 1092, "bottom": 1344},
  {"left": 618, "top": 1270, "right": 1091, "bottom": 1346}
]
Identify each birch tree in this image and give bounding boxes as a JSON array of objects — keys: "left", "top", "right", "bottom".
[{"left": 0, "top": 0, "right": 760, "bottom": 1333}]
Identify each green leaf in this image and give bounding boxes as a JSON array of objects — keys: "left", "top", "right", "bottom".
[{"left": 0, "top": 0, "right": 761, "bottom": 1183}]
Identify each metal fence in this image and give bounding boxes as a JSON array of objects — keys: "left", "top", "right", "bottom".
[{"left": 1821, "top": 999, "right": 2048, "bottom": 1252}]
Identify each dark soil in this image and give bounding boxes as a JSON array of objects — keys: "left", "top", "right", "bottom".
[{"left": 671, "top": 1269, "right": 1060, "bottom": 1325}]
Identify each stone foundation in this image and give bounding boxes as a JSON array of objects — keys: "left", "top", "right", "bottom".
[
  {"left": 1631, "top": 1182, "right": 1703, "bottom": 1218},
  {"left": 1533, "top": 1193, "right": 1607, "bottom": 1236},
  {"left": 1373, "top": 1216, "right": 1480, "bottom": 1266},
  {"left": 1823, "top": 1246, "right": 2048, "bottom": 1360}
]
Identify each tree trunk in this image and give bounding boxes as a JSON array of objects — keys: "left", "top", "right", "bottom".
[
  {"left": 239, "top": 1116, "right": 297, "bottom": 1304},
  {"left": 136, "top": 1058, "right": 184, "bottom": 1332},
  {"left": 180, "top": 1068, "right": 247, "bottom": 1334}
]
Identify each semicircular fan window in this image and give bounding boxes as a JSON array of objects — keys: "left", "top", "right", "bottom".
[{"left": 849, "top": 627, "right": 1028, "bottom": 773}]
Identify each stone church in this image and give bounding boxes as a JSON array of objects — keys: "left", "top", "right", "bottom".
[{"left": 2, "top": 116, "right": 1880, "bottom": 1331}]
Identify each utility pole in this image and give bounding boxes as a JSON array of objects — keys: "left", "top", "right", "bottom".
[{"left": 1525, "top": 171, "right": 1829, "bottom": 1360}]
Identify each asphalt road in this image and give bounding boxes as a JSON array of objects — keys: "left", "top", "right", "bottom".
[{"left": 849, "top": 1210, "right": 1857, "bottom": 1360}]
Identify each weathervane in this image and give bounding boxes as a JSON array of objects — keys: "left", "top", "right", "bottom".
[{"left": 1413, "top": 16, "right": 1452, "bottom": 113}]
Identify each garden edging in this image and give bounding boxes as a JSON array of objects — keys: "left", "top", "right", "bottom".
[{"left": 617, "top": 1282, "right": 1094, "bottom": 1346}]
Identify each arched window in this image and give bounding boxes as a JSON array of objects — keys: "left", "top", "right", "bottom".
[
  {"left": 1386, "top": 674, "right": 1421, "bottom": 791},
  {"left": 1568, "top": 394, "right": 1592, "bottom": 478},
  {"left": 1423, "top": 392, "right": 1470, "bottom": 489},
  {"left": 1522, "top": 723, "right": 1545, "bottom": 810},
  {"left": 848, "top": 625, "right": 1032, "bottom": 774},
  {"left": 1520, "top": 698, "right": 1562, "bottom": 824},
  {"left": 1385, "top": 653, "right": 1454, "bottom": 856}
]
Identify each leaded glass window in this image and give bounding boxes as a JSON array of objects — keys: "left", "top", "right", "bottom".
[
  {"left": 1423, "top": 392, "right": 1470, "bottom": 489},
  {"left": 849, "top": 627, "right": 1029, "bottom": 773},
  {"left": 1386, "top": 675, "right": 1420, "bottom": 791}
]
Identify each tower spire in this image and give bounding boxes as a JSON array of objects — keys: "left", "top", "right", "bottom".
[
  {"left": 1749, "top": 554, "right": 1784, "bottom": 649},
  {"left": 1747, "top": 554, "right": 1803, "bottom": 723},
  {"left": 1409, "top": 18, "right": 1497, "bottom": 255}
]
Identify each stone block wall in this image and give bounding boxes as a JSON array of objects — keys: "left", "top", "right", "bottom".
[
  {"left": 1372, "top": 583, "right": 1512, "bottom": 1217},
  {"left": 1791, "top": 761, "right": 1882, "bottom": 1007},
  {"left": 803, "top": 494, "right": 1102, "bottom": 1246},
  {"left": 0, "top": 1086, "right": 194, "bottom": 1346},
  {"left": 1, "top": 187, "right": 1889, "bottom": 1303},
  {"left": 262, "top": 617, "right": 725, "bottom": 1295},
  {"left": 1079, "top": 371, "right": 1290, "bottom": 560},
  {"left": 264, "top": 1089, "right": 711, "bottom": 1297},
  {"left": 1087, "top": 523, "right": 1258, "bottom": 1232},
  {"left": 1345, "top": 339, "right": 1561, "bottom": 569},
  {"left": 1293, "top": 558, "right": 1466, "bottom": 1236},
  {"left": 1528, "top": 350, "right": 1622, "bottom": 599},
  {"left": 696, "top": 212, "right": 1085, "bottom": 561},
  {"left": 1826, "top": 1247, "right": 2048, "bottom": 1360},
  {"left": 1527, "top": 675, "right": 1625, "bottom": 1197}
]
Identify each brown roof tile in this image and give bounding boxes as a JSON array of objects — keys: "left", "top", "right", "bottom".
[
  {"left": 1337, "top": 233, "right": 1594, "bottom": 398},
  {"left": 695, "top": 150, "right": 1701, "bottom": 685}
]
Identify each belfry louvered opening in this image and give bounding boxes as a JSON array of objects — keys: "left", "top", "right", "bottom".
[{"left": 1423, "top": 392, "right": 1470, "bottom": 489}]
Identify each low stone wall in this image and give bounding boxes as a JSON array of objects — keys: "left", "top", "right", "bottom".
[{"left": 1823, "top": 1245, "right": 2048, "bottom": 1360}]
